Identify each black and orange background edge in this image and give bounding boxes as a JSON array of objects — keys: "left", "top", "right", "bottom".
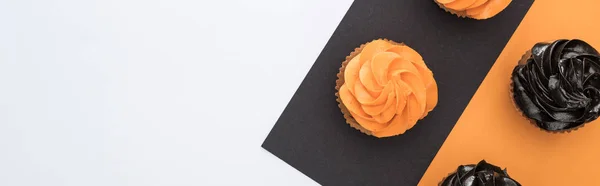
[{"left": 262, "top": 0, "right": 533, "bottom": 185}]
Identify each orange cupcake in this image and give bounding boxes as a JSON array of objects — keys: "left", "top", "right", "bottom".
[
  {"left": 435, "top": 0, "right": 512, "bottom": 20},
  {"left": 335, "top": 39, "right": 438, "bottom": 138}
]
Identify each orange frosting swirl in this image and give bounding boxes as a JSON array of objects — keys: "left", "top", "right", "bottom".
[
  {"left": 437, "top": 0, "right": 512, "bottom": 20},
  {"left": 339, "top": 40, "right": 438, "bottom": 137}
]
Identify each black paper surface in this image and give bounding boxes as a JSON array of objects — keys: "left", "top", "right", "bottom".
[{"left": 262, "top": 0, "right": 534, "bottom": 185}]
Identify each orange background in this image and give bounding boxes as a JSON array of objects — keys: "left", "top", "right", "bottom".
[{"left": 418, "top": 0, "right": 600, "bottom": 185}]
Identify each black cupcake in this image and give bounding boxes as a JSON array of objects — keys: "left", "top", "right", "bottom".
[
  {"left": 440, "top": 160, "right": 521, "bottom": 186},
  {"left": 511, "top": 39, "right": 600, "bottom": 132}
]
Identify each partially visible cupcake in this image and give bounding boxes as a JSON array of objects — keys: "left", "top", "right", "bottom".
[
  {"left": 335, "top": 39, "right": 438, "bottom": 138},
  {"left": 435, "top": 0, "right": 512, "bottom": 20},
  {"left": 511, "top": 39, "right": 600, "bottom": 133},
  {"left": 440, "top": 160, "right": 521, "bottom": 186}
]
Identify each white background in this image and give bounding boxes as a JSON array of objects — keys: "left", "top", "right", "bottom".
[{"left": 0, "top": 0, "right": 353, "bottom": 185}]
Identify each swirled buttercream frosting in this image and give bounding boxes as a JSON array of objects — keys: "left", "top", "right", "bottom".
[
  {"left": 441, "top": 160, "right": 521, "bottom": 186},
  {"left": 512, "top": 39, "right": 600, "bottom": 131},
  {"left": 435, "top": 0, "right": 512, "bottom": 20},
  {"left": 337, "top": 39, "right": 438, "bottom": 137}
]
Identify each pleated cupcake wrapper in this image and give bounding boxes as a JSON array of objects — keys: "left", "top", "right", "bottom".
[
  {"left": 509, "top": 50, "right": 587, "bottom": 134},
  {"left": 434, "top": 1, "right": 469, "bottom": 19},
  {"left": 335, "top": 38, "right": 405, "bottom": 137}
]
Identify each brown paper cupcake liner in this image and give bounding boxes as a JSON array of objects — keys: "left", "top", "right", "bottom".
[
  {"left": 335, "top": 38, "right": 404, "bottom": 136},
  {"left": 509, "top": 50, "right": 586, "bottom": 134},
  {"left": 434, "top": 1, "right": 469, "bottom": 19}
]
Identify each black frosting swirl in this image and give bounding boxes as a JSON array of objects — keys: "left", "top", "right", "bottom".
[
  {"left": 440, "top": 160, "right": 520, "bottom": 186},
  {"left": 512, "top": 39, "right": 600, "bottom": 131}
]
